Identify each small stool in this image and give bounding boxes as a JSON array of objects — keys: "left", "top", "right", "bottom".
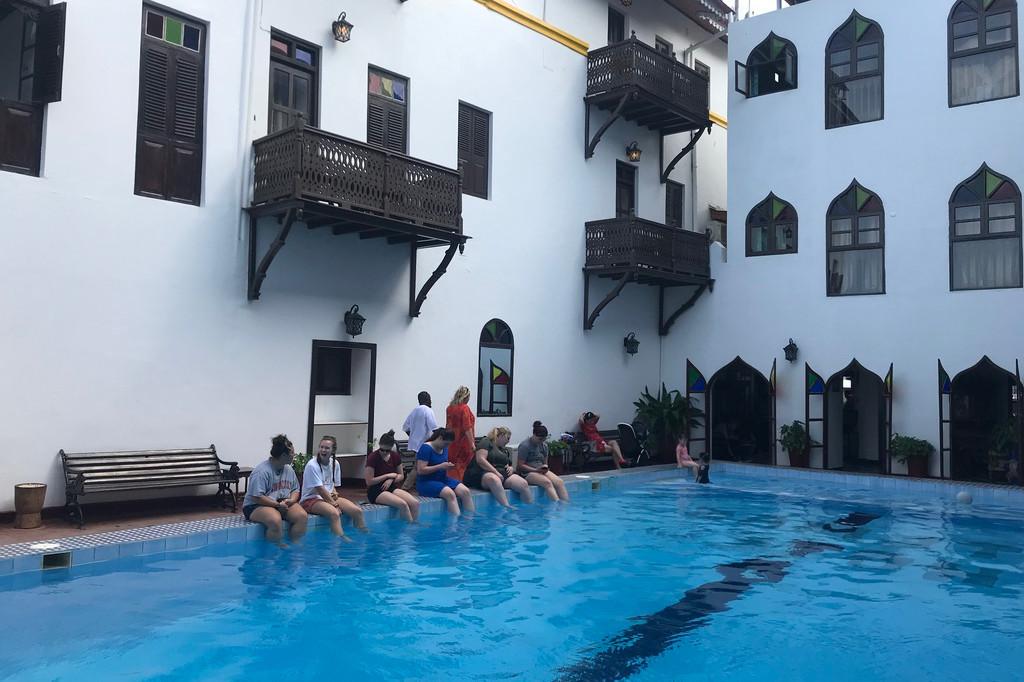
[{"left": 236, "top": 467, "right": 254, "bottom": 499}]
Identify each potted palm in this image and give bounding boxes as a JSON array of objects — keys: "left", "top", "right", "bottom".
[
  {"left": 890, "top": 433, "right": 934, "bottom": 478},
  {"left": 547, "top": 439, "right": 570, "bottom": 475},
  {"left": 292, "top": 451, "right": 311, "bottom": 487},
  {"left": 988, "top": 421, "right": 1018, "bottom": 482},
  {"left": 633, "top": 384, "right": 703, "bottom": 462},
  {"left": 778, "top": 420, "right": 813, "bottom": 468}
]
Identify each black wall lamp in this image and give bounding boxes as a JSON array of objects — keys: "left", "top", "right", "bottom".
[
  {"left": 344, "top": 304, "right": 366, "bottom": 337},
  {"left": 783, "top": 338, "right": 799, "bottom": 363},
  {"left": 624, "top": 332, "right": 639, "bottom": 356},
  {"left": 625, "top": 141, "right": 642, "bottom": 162},
  {"left": 620, "top": 0, "right": 633, "bottom": 6},
  {"left": 332, "top": 12, "right": 353, "bottom": 42}
]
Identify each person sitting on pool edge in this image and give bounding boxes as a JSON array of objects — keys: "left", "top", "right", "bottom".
[
  {"left": 517, "top": 421, "right": 570, "bottom": 502},
  {"left": 300, "top": 435, "right": 368, "bottom": 535},
  {"left": 579, "top": 411, "right": 627, "bottom": 469},
  {"left": 417, "top": 427, "right": 476, "bottom": 516},
  {"left": 464, "top": 426, "right": 533, "bottom": 507},
  {"left": 364, "top": 430, "right": 421, "bottom": 522},
  {"left": 243, "top": 434, "right": 308, "bottom": 543}
]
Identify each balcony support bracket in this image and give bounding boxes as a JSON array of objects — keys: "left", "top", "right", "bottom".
[
  {"left": 584, "top": 271, "right": 634, "bottom": 330},
  {"left": 658, "top": 281, "right": 711, "bottom": 336},
  {"left": 585, "top": 93, "right": 630, "bottom": 159},
  {"left": 410, "top": 239, "right": 461, "bottom": 318},
  {"left": 661, "top": 125, "right": 709, "bottom": 184},
  {"left": 248, "top": 208, "right": 299, "bottom": 301}
]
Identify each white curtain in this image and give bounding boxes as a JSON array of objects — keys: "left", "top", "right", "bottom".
[
  {"left": 953, "top": 237, "right": 1021, "bottom": 289},
  {"left": 951, "top": 48, "right": 1017, "bottom": 105},
  {"left": 829, "top": 249, "right": 883, "bottom": 295}
]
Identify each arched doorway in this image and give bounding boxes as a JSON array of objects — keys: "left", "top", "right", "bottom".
[
  {"left": 950, "top": 357, "right": 1022, "bottom": 483},
  {"left": 824, "top": 360, "right": 886, "bottom": 473},
  {"left": 708, "top": 358, "right": 772, "bottom": 464}
]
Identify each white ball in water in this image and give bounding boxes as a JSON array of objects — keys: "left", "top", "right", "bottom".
[{"left": 956, "top": 491, "right": 973, "bottom": 504}]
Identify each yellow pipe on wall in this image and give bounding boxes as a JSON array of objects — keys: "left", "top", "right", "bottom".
[{"left": 472, "top": 0, "right": 589, "bottom": 56}]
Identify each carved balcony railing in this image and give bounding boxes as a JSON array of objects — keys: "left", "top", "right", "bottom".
[
  {"left": 586, "top": 37, "right": 710, "bottom": 129},
  {"left": 251, "top": 123, "right": 462, "bottom": 233},
  {"left": 585, "top": 217, "right": 710, "bottom": 282}
]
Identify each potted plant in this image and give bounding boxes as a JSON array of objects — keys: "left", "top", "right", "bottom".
[
  {"left": 988, "top": 420, "right": 1019, "bottom": 482},
  {"left": 778, "top": 420, "right": 814, "bottom": 468},
  {"left": 292, "top": 451, "right": 311, "bottom": 487},
  {"left": 633, "top": 383, "right": 704, "bottom": 462},
  {"left": 546, "top": 439, "right": 570, "bottom": 475},
  {"left": 890, "top": 433, "right": 934, "bottom": 478}
]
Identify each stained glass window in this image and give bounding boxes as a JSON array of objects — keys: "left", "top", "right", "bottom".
[
  {"left": 478, "top": 319, "right": 513, "bottom": 417},
  {"left": 827, "top": 182, "right": 885, "bottom": 296},
  {"left": 826, "top": 12, "right": 884, "bottom": 128},
  {"left": 949, "top": 0, "right": 1019, "bottom": 106},
  {"left": 144, "top": 9, "right": 202, "bottom": 52},
  {"left": 736, "top": 32, "right": 797, "bottom": 98},
  {"left": 747, "top": 193, "right": 797, "bottom": 256},
  {"left": 950, "top": 165, "right": 1022, "bottom": 290}
]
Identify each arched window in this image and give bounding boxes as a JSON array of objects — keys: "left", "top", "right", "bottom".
[
  {"left": 746, "top": 193, "right": 797, "bottom": 256},
  {"left": 826, "top": 12, "right": 884, "bottom": 128},
  {"left": 827, "top": 181, "right": 885, "bottom": 296},
  {"left": 478, "top": 319, "right": 513, "bottom": 417},
  {"left": 735, "top": 32, "right": 798, "bottom": 98},
  {"left": 949, "top": 165, "right": 1022, "bottom": 290},
  {"left": 949, "top": 0, "right": 1019, "bottom": 107}
]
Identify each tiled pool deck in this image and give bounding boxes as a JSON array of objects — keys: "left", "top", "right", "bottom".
[{"left": 0, "top": 463, "right": 1020, "bottom": 577}]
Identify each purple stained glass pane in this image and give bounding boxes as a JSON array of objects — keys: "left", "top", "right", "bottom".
[
  {"left": 184, "top": 25, "right": 201, "bottom": 51},
  {"left": 146, "top": 11, "right": 163, "bottom": 39},
  {"left": 295, "top": 47, "right": 314, "bottom": 65},
  {"left": 392, "top": 81, "right": 406, "bottom": 102}
]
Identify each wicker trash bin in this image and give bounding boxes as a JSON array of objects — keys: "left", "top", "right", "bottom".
[{"left": 14, "top": 483, "right": 47, "bottom": 529}]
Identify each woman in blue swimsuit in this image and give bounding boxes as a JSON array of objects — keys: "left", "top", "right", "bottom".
[{"left": 416, "top": 428, "right": 476, "bottom": 516}]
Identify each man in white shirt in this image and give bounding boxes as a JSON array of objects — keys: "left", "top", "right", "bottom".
[{"left": 401, "top": 391, "right": 438, "bottom": 491}]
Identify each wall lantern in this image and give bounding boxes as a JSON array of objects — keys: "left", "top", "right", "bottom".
[
  {"left": 620, "top": 0, "right": 633, "bottom": 6},
  {"left": 344, "top": 304, "right": 366, "bottom": 337},
  {"left": 783, "top": 338, "right": 798, "bottom": 363},
  {"left": 625, "top": 141, "right": 642, "bottom": 163},
  {"left": 332, "top": 12, "right": 353, "bottom": 42},
  {"left": 624, "top": 332, "right": 640, "bottom": 356}
]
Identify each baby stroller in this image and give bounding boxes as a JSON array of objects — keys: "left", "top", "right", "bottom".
[{"left": 617, "top": 422, "right": 651, "bottom": 467}]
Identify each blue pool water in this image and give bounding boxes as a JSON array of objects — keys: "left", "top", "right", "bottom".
[{"left": 1, "top": 471, "right": 1022, "bottom": 681}]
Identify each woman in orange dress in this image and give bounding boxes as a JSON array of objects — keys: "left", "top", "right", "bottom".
[{"left": 446, "top": 386, "right": 476, "bottom": 481}]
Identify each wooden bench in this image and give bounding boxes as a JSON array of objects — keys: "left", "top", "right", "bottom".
[{"left": 60, "top": 445, "right": 239, "bottom": 528}]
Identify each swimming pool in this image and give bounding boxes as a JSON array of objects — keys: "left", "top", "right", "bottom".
[{"left": 1, "top": 469, "right": 1021, "bottom": 681}]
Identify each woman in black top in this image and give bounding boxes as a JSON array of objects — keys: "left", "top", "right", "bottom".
[{"left": 464, "top": 427, "right": 533, "bottom": 507}]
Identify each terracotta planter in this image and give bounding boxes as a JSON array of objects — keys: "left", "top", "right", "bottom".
[
  {"left": 905, "top": 456, "right": 928, "bottom": 478},
  {"left": 14, "top": 483, "right": 46, "bottom": 529},
  {"left": 787, "top": 447, "right": 809, "bottom": 468}
]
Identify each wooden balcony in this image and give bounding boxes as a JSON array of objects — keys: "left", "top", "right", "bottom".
[
  {"left": 250, "top": 122, "right": 463, "bottom": 241},
  {"left": 585, "top": 218, "right": 710, "bottom": 283},
  {"left": 583, "top": 217, "right": 712, "bottom": 333},
  {"left": 585, "top": 37, "right": 710, "bottom": 158},
  {"left": 246, "top": 121, "right": 467, "bottom": 314}
]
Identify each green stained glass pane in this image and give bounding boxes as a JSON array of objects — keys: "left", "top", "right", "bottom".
[
  {"left": 165, "top": 18, "right": 183, "bottom": 45},
  {"left": 985, "top": 0, "right": 996, "bottom": 8},
  {"left": 986, "top": 171, "right": 1004, "bottom": 198},
  {"left": 771, "top": 38, "right": 785, "bottom": 59},
  {"left": 486, "top": 321, "right": 497, "bottom": 339},
  {"left": 856, "top": 187, "right": 871, "bottom": 210},
  {"left": 855, "top": 18, "right": 870, "bottom": 40},
  {"left": 772, "top": 198, "right": 786, "bottom": 219}
]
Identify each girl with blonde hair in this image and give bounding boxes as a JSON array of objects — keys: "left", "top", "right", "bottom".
[
  {"left": 445, "top": 385, "right": 476, "bottom": 481},
  {"left": 464, "top": 426, "right": 533, "bottom": 506}
]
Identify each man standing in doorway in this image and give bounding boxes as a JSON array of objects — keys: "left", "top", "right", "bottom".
[{"left": 402, "top": 391, "right": 438, "bottom": 491}]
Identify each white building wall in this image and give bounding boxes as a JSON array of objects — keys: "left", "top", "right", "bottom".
[
  {"left": 660, "top": 0, "right": 1024, "bottom": 476},
  {"left": 0, "top": 0, "right": 729, "bottom": 510}
]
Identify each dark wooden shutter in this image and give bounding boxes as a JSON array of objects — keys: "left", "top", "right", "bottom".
[
  {"left": 385, "top": 105, "right": 406, "bottom": 153},
  {"left": 616, "top": 162, "right": 636, "bottom": 218},
  {"left": 0, "top": 101, "right": 43, "bottom": 175},
  {"left": 32, "top": 2, "right": 66, "bottom": 104},
  {"left": 458, "top": 103, "right": 489, "bottom": 199},
  {"left": 367, "top": 99, "right": 386, "bottom": 147},
  {"left": 666, "top": 181, "right": 684, "bottom": 228},
  {"left": 135, "top": 26, "right": 205, "bottom": 206}
]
